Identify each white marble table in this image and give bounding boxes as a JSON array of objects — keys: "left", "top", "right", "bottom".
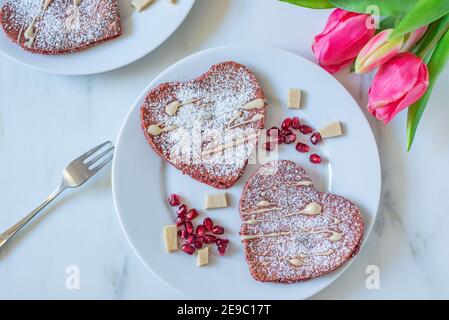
[{"left": 1, "top": 0, "right": 448, "bottom": 299}]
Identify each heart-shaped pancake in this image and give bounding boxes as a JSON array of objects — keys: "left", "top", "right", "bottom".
[
  {"left": 140, "top": 61, "right": 267, "bottom": 189},
  {"left": 239, "top": 160, "right": 364, "bottom": 283},
  {"left": 0, "top": 0, "right": 121, "bottom": 54}
]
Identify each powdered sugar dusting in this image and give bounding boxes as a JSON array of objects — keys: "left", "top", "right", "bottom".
[
  {"left": 1, "top": 0, "right": 121, "bottom": 54},
  {"left": 141, "top": 61, "right": 267, "bottom": 189},
  {"left": 239, "top": 160, "right": 364, "bottom": 283}
]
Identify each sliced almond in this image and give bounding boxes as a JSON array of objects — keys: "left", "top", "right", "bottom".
[
  {"left": 147, "top": 124, "right": 162, "bottom": 136},
  {"left": 319, "top": 121, "right": 342, "bottom": 138},
  {"left": 197, "top": 247, "right": 209, "bottom": 267},
  {"left": 256, "top": 200, "right": 271, "bottom": 207},
  {"left": 131, "top": 0, "right": 155, "bottom": 12},
  {"left": 165, "top": 101, "right": 181, "bottom": 116},
  {"left": 298, "top": 202, "right": 322, "bottom": 216},
  {"left": 163, "top": 225, "right": 178, "bottom": 252},
  {"left": 288, "top": 89, "right": 301, "bottom": 109},
  {"left": 241, "top": 98, "right": 265, "bottom": 110},
  {"left": 204, "top": 193, "right": 228, "bottom": 209}
]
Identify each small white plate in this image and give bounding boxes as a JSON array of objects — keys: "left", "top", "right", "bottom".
[
  {"left": 0, "top": 0, "right": 195, "bottom": 75},
  {"left": 112, "top": 45, "right": 381, "bottom": 299}
]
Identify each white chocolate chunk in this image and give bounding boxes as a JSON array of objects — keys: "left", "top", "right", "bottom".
[
  {"left": 241, "top": 98, "right": 265, "bottom": 110},
  {"left": 319, "top": 121, "right": 342, "bottom": 138},
  {"left": 131, "top": 0, "right": 155, "bottom": 12},
  {"left": 197, "top": 247, "right": 209, "bottom": 267},
  {"left": 147, "top": 124, "right": 162, "bottom": 136},
  {"left": 165, "top": 101, "right": 181, "bottom": 116},
  {"left": 288, "top": 89, "right": 301, "bottom": 109},
  {"left": 204, "top": 193, "right": 228, "bottom": 209},
  {"left": 163, "top": 225, "right": 178, "bottom": 252}
]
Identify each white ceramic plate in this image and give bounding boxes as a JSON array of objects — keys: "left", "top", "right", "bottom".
[
  {"left": 0, "top": 0, "right": 195, "bottom": 75},
  {"left": 112, "top": 45, "right": 381, "bottom": 299}
]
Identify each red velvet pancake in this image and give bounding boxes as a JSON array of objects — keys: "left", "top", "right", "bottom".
[
  {"left": 140, "top": 61, "right": 267, "bottom": 189},
  {"left": 239, "top": 160, "right": 364, "bottom": 283},
  {"left": 0, "top": 0, "right": 121, "bottom": 54}
]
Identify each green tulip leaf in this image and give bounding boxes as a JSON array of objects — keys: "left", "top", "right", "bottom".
[
  {"left": 414, "top": 15, "right": 449, "bottom": 59},
  {"left": 279, "top": 0, "right": 334, "bottom": 9},
  {"left": 406, "top": 28, "right": 449, "bottom": 151},
  {"left": 330, "top": 0, "right": 417, "bottom": 17},
  {"left": 392, "top": 0, "right": 449, "bottom": 38}
]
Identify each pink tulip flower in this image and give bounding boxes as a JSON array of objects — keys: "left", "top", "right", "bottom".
[
  {"left": 401, "top": 25, "right": 429, "bottom": 52},
  {"left": 368, "top": 53, "right": 429, "bottom": 124},
  {"left": 312, "top": 9, "right": 376, "bottom": 73},
  {"left": 355, "top": 29, "right": 404, "bottom": 74}
]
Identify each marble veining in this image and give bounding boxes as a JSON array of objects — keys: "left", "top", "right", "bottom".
[{"left": 0, "top": 0, "right": 449, "bottom": 299}]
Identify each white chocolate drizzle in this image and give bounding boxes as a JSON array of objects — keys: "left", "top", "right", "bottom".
[
  {"left": 227, "top": 111, "right": 242, "bottom": 126},
  {"left": 288, "top": 249, "right": 335, "bottom": 266},
  {"left": 241, "top": 229, "right": 342, "bottom": 242},
  {"left": 229, "top": 113, "right": 264, "bottom": 129},
  {"left": 24, "top": 17, "right": 38, "bottom": 47},
  {"left": 241, "top": 98, "right": 265, "bottom": 110},
  {"left": 201, "top": 133, "right": 258, "bottom": 156},
  {"left": 290, "top": 180, "right": 313, "bottom": 186},
  {"left": 242, "top": 206, "right": 281, "bottom": 215},
  {"left": 43, "top": 0, "right": 53, "bottom": 11}
]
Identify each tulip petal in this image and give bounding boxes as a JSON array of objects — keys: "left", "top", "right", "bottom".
[
  {"left": 368, "top": 53, "right": 422, "bottom": 108},
  {"left": 368, "top": 57, "right": 429, "bottom": 124},
  {"left": 312, "top": 9, "right": 375, "bottom": 73},
  {"left": 355, "top": 29, "right": 404, "bottom": 74}
]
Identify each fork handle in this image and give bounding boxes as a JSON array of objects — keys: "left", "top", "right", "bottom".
[{"left": 0, "top": 185, "right": 66, "bottom": 250}]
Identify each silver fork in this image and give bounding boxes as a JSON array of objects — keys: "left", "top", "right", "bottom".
[{"left": 0, "top": 141, "right": 114, "bottom": 250}]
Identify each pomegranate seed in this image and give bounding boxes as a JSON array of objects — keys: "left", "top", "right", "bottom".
[
  {"left": 291, "top": 117, "right": 301, "bottom": 129},
  {"left": 216, "top": 238, "right": 229, "bottom": 246},
  {"left": 217, "top": 244, "right": 227, "bottom": 256},
  {"left": 310, "top": 132, "right": 322, "bottom": 145},
  {"left": 182, "top": 244, "right": 195, "bottom": 255},
  {"left": 296, "top": 142, "right": 310, "bottom": 153},
  {"left": 196, "top": 225, "right": 207, "bottom": 236},
  {"left": 186, "top": 234, "right": 196, "bottom": 244},
  {"left": 203, "top": 217, "right": 214, "bottom": 231},
  {"left": 193, "top": 240, "right": 203, "bottom": 249},
  {"left": 168, "top": 194, "right": 181, "bottom": 206},
  {"left": 299, "top": 124, "right": 313, "bottom": 134},
  {"left": 204, "top": 234, "right": 217, "bottom": 244},
  {"left": 177, "top": 204, "right": 188, "bottom": 216},
  {"left": 310, "top": 153, "right": 322, "bottom": 164},
  {"left": 263, "top": 141, "right": 275, "bottom": 151},
  {"left": 212, "top": 225, "right": 224, "bottom": 235},
  {"left": 283, "top": 133, "right": 296, "bottom": 144},
  {"left": 280, "top": 129, "right": 293, "bottom": 136},
  {"left": 196, "top": 236, "right": 205, "bottom": 244},
  {"left": 175, "top": 215, "right": 185, "bottom": 226},
  {"left": 185, "top": 221, "right": 194, "bottom": 234},
  {"left": 179, "top": 229, "right": 188, "bottom": 239},
  {"left": 186, "top": 208, "right": 199, "bottom": 220},
  {"left": 271, "top": 135, "right": 283, "bottom": 144},
  {"left": 267, "top": 127, "right": 280, "bottom": 136},
  {"left": 281, "top": 118, "right": 292, "bottom": 130}
]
